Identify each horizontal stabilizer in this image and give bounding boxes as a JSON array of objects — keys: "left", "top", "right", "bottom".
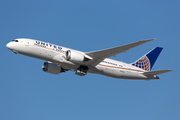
[{"left": 143, "top": 69, "right": 172, "bottom": 75}]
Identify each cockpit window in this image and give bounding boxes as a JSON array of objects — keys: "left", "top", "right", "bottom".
[{"left": 12, "top": 40, "right": 19, "bottom": 42}]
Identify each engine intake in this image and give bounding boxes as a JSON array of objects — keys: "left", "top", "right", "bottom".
[
  {"left": 42, "top": 62, "right": 63, "bottom": 74},
  {"left": 65, "top": 50, "right": 85, "bottom": 63}
]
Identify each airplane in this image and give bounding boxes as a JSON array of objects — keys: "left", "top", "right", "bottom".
[{"left": 6, "top": 38, "right": 172, "bottom": 80}]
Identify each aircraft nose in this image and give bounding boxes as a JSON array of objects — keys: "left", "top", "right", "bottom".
[
  {"left": 6, "top": 42, "right": 18, "bottom": 54},
  {"left": 6, "top": 42, "right": 13, "bottom": 50},
  {"left": 6, "top": 43, "right": 10, "bottom": 49}
]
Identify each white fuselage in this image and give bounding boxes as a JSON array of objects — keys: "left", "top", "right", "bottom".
[{"left": 6, "top": 38, "right": 157, "bottom": 80}]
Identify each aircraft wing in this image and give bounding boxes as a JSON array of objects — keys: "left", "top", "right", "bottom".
[{"left": 84, "top": 39, "right": 155, "bottom": 66}]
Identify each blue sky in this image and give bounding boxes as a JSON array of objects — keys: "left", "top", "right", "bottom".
[{"left": 0, "top": 0, "right": 179, "bottom": 120}]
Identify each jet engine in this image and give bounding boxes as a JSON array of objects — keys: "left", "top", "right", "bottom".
[
  {"left": 42, "top": 62, "right": 63, "bottom": 74},
  {"left": 65, "top": 50, "right": 85, "bottom": 63}
]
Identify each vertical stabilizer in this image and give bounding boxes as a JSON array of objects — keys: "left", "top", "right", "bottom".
[{"left": 132, "top": 47, "right": 163, "bottom": 71}]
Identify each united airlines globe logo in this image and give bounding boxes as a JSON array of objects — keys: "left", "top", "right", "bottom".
[{"left": 132, "top": 56, "right": 151, "bottom": 71}]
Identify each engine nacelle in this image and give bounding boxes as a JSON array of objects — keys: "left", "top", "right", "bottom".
[
  {"left": 42, "top": 62, "right": 63, "bottom": 74},
  {"left": 65, "top": 50, "right": 85, "bottom": 63}
]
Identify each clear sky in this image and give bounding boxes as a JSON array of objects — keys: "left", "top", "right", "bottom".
[{"left": 0, "top": 0, "right": 179, "bottom": 120}]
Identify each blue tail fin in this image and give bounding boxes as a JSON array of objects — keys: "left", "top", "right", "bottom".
[{"left": 132, "top": 47, "right": 163, "bottom": 71}]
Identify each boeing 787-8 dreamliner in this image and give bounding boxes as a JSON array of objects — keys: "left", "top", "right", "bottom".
[{"left": 6, "top": 38, "right": 172, "bottom": 80}]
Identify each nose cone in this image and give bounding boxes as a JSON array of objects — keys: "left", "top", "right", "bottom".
[
  {"left": 6, "top": 42, "right": 11, "bottom": 49},
  {"left": 6, "top": 42, "right": 14, "bottom": 50},
  {"left": 6, "top": 42, "right": 18, "bottom": 54}
]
